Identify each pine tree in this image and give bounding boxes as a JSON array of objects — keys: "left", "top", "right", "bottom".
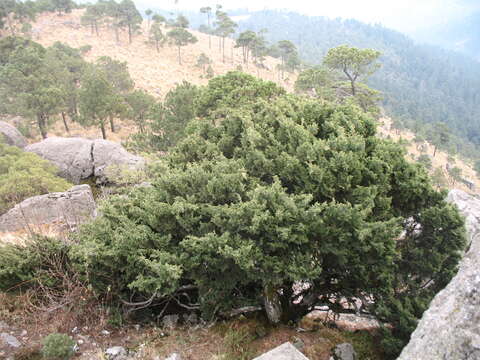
[{"left": 167, "top": 27, "right": 197, "bottom": 65}]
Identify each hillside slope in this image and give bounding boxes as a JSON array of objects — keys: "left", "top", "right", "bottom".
[
  {"left": 13, "top": 10, "right": 480, "bottom": 195},
  {"left": 236, "top": 10, "right": 480, "bottom": 154},
  {"left": 30, "top": 10, "right": 293, "bottom": 99}
]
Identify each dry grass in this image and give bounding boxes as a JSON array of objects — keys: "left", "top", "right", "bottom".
[
  {"left": 378, "top": 117, "right": 479, "bottom": 194},
  {"left": 20, "top": 10, "right": 480, "bottom": 196}
]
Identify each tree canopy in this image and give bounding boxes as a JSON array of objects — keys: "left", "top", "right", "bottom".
[
  {"left": 323, "top": 45, "right": 381, "bottom": 96},
  {"left": 74, "top": 72, "right": 465, "bottom": 358}
]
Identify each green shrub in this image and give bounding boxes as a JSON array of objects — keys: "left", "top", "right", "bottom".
[
  {"left": 0, "top": 236, "right": 70, "bottom": 292},
  {"left": 72, "top": 72, "right": 466, "bottom": 358},
  {"left": 41, "top": 333, "right": 75, "bottom": 360},
  {"left": 0, "top": 143, "right": 71, "bottom": 215},
  {"left": 417, "top": 154, "right": 432, "bottom": 169}
]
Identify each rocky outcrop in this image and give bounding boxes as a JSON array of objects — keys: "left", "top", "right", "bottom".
[
  {"left": 253, "top": 342, "right": 309, "bottom": 360},
  {"left": 398, "top": 189, "right": 480, "bottom": 360},
  {"left": 26, "top": 137, "right": 93, "bottom": 183},
  {"left": 0, "top": 121, "right": 27, "bottom": 148},
  {"left": 92, "top": 139, "right": 145, "bottom": 183},
  {"left": 300, "top": 310, "right": 381, "bottom": 332},
  {"left": 25, "top": 137, "right": 144, "bottom": 184},
  {"left": 332, "top": 343, "right": 356, "bottom": 360},
  {"left": 0, "top": 185, "right": 96, "bottom": 233}
]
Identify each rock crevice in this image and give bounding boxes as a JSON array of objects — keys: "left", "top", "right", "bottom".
[{"left": 25, "top": 137, "right": 144, "bottom": 184}]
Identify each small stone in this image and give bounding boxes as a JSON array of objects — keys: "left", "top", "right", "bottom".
[
  {"left": 100, "top": 329, "right": 110, "bottom": 336},
  {"left": 165, "top": 353, "right": 182, "bottom": 360},
  {"left": 78, "top": 339, "right": 84, "bottom": 345},
  {"left": 72, "top": 326, "right": 79, "bottom": 334},
  {"left": 20, "top": 330, "right": 27, "bottom": 336},
  {"left": 105, "top": 346, "right": 128, "bottom": 360},
  {"left": 162, "top": 314, "right": 179, "bottom": 329},
  {"left": 253, "top": 342, "right": 309, "bottom": 360},
  {"left": 0, "top": 333, "right": 21, "bottom": 348},
  {"left": 333, "top": 343, "right": 357, "bottom": 360},
  {"left": 134, "top": 324, "right": 140, "bottom": 331},
  {"left": 183, "top": 313, "right": 198, "bottom": 325},
  {"left": 293, "top": 338, "right": 304, "bottom": 350}
]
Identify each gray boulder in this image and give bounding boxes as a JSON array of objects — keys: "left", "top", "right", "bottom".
[
  {"left": 333, "top": 343, "right": 356, "bottom": 360},
  {"left": 0, "top": 121, "right": 27, "bottom": 148},
  {"left": 164, "top": 353, "right": 182, "bottom": 360},
  {"left": 0, "top": 333, "right": 21, "bottom": 348},
  {"left": 398, "top": 189, "right": 480, "bottom": 360},
  {"left": 26, "top": 137, "right": 93, "bottom": 183},
  {"left": 161, "top": 314, "right": 179, "bottom": 329},
  {"left": 0, "top": 185, "right": 96, "bottom": 233},
  {"left": 253, "top": 342, "right": 309, "bottom": 360},
  {"left": 105, "top": 346, "right": 128, "bottom": 360},
  {"left": 25, "top": 137, "right": 144, "bottom": 184},
  {"left": 92, "top": 139, "right": 145, "bottom": 183}
]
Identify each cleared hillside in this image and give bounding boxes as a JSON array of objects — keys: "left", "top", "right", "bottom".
[
  {"left": 7, "top": 9, "right": 479, "bottom": 195},
  {"left": 30, "top": 10, "right": 294, "bottom": 99}
]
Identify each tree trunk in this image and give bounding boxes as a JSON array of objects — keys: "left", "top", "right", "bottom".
[
  {"left": 208, "top": 15, "right": 211, "bottom": 49},
  {"left": 128, "top": 24, "right": 132, "bottom": 44},
  {"left": 61, "top": 112, "right": 69, "bottom": 133},
  {"left": 263, "top": 284, "right": 282, "bottom": 324},
  {"left": 100, "top": 122, "right": 107, "bottom": 139},
  {"left": 109, "top": 115, "right": 115, "bottom": 133},
  {"left": 222, "top": 37, "right": 225, "bottom": 63},
  {"left": 178, "top": 46, "right": 182, "bottom": 65},
  {"left": 95, "top": 21, "right": 99, "bottom": 36},
  {"left": 350, "top": 80, "right": 356, "bottom": 96},
  {"left": 155, "top": 40, "right": 159, "bottom": 52},
  {"left": 114, "top": 26, "right": 120, "bottom": 43},
  {"left": 433, "top": 146, "right": 437, "bottom": 157},
  {"left": 37, "top": 114, "right": 47, "bottom": 139},
  {"left": 72, "top": 98, "right": 78, "bottom": 119}
]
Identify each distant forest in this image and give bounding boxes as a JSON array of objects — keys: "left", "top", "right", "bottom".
[{"left": 229, "top": 10, "right": 480, "bottom": 156}]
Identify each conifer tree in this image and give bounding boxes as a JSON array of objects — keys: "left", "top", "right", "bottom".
[
  {"left": 167, "top": 26, "right": 197, "bottom": 65},
  {"left": 214, "top": 9, "right": 236, "bottom": 63},
  {"left": 96, "top": 56, "right": 133, "bottom": 132},
  {"left": 118, "top": 0, "right": 142, "bottom": 44},
  {"left": 0, "top": 39, "right": 62, "bottom": 138},
  {"left": 200, "top": 6, "right": 212, "bottom": 49},
  {"left": 125, "top": 89, "right": 156, "bottom": 133},
  {"left": 78, "top": 67, "right": 117, "bottom": 139},
  {"left": 149, "top": 20, "right": 166, "bottom": 52},
  {"left": 323, "top": 45, "right": 381, "bottom": 96}
]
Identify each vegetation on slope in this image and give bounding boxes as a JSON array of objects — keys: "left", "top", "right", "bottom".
[
  {"left": 0, "top": 143, "right": 71, "bottom": 215},
  {"left": 237, "top": 10, "right": 480, "bottom": 158},
  {"left": 67, "top": 72, "right": 466, "bottom": 358}
]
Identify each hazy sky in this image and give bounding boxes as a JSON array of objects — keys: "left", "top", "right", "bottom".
[{"left": 139, "top": 0, "right": 480, "bottom": 33}]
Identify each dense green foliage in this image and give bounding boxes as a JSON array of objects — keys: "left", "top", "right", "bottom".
[
  {"left": 0, "top": 235, "right": 70, "bottom": 291},
  {"left": 0, "top": 143, "right": 71, "bottom": 215},
  {"left": 72, "top": 73, "right": 465, "bottom": 357},
  {"left": 126, "top": 81, "right": 200, "bottom": 152},
  {"left": 0, "top": 37, "right": 62, "bottom": 138},
  {"left": 236, "top": 10, "right": 480, "bottom": 157}
]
